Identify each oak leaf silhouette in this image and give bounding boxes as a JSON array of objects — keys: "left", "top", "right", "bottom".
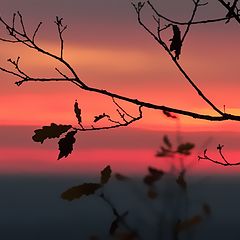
[
  {"left": 74, "top": 100, "right": 82, "bottom": 124},
  {"left": 32, "top": 123, "right": 72, "bottom": 143},
  {"left": 61, "top": 183, "right": 101, "bottom": 201},
  {"left": 100, "top": 165, "right": 112, "bottom": 185},
  {"left": 169, "top": 25, "right": 182, "bottom": 60},
  {"left": 94, "top": 113, "right": 109, "bottom": 123},
  {"left": 177, "top": 143, "right": 195, "bottom": 155},
  {"left": 58, "top": 130, "right": 77, "bottom": 160},
  {"left": 143, "top": 167, "right": 164, "bottom": 186}
]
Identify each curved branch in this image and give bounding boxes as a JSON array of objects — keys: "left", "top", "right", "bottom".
[
  {"left": 198, "top": 146, "right": 240, "bottom": 166},
  {"left": 132, "top": 3, "right": 224, "bottom": 116},
  {"left": 1, "top": 9, "right": 240, "bottom": 126},
  {"left": 147, "top": 0, "right": 235, "bottom": 25}
]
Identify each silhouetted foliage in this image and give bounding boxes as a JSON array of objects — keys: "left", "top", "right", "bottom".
[
  {"left": 61, "top": 183, "right": 101, "bottom": 201},
  {"left": 162, "top": 110, "right": 178, "bottom": 119},
  {"left": 156, "top": 135, "right": 195, "bottom": 158},
  {"left": 74, "top": 100, "right": 82, "bottom": 125},
  {"left": 169, "top": 25, "right": 182, "bottom": 60},
  {"left": 176, "top": 171, "right": 187, "bottom": 191},
  {"left": 143, "top": 167, "right": 165, "bottom": 186},
  {"left": 101, "top": 165, "right": 112, "bottom": 185},
  {"left": 32, "top": 123, "right": 72, "bottom": 144},
  {"left": 94, "top": 113, "right": 110, "bottom": 123},
  {"left": 60, "top": 138, "right": 211, "bottom": 239},
  {"left": 177, "top": 143, "right": 195, "bottom": 155},
  {"left": 0, "top": 1, "right": 239, "bottom": 164},
  {"left": 57, "top": 130, "right": 77, "bottom": 160}
]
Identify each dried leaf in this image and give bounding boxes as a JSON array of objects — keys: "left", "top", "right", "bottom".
[
  {"left": 61, "top": 183, "right": 101, "bottom": 201},
  {"left": 169, "top": 25, "right": 182, "bottom": 60},
  {"left": 74, "top": 100, "right": 82, "bottom": 124},
  {"left": 156, "top": 146, "right": 174, "bottom": 158},
  {"left": 177, "top": 143, "right": 195, "bottom": 155},
  {"left": 163, "top": 135, "right": 172, "bottom": 149},
  {"left": 144, "top": 167, "right": 164, "bottom": 186},
  {"left": 100, "top": 165, "right": 112, "bottom": 185},
  {"left": 175, "top": 215, "right": 202, "bottom": 233},
  {"left": 57, "top": 130, "right": 77, "bottom": 160},
  {"left": 32, "top": 123, "right": 72, "bottom": 144},
  {"left": 176, "top": 171, "right": 187, "bottom": 190},
  {"left": 94, "top": 113, "right": 109, "bottom": 123},
  {"left": 163, "top": 110, "right": 178, "bottom": 119}
]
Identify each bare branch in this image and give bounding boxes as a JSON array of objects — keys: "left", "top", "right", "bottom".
[
  {"left": 132, "top": 3, "right": 225, "bottom": 116},
  {"left": 198, "top": 146, "right": 240, "bottom": 166},
  {"left": 54, "top": 16, "right": 67, "bottom": 59},
  {"left": 218, "top": 0, "right": 240, "bottom": 24},
  {"left": 32, "top": 21, "right": 42, "bottom": 42},
  {"left": 147, "top": 0, "right": 236, "bottom": 25},
  {"left": 112, "top": 97, "right": 135, "bottom": 119},
  {"left": 55, "top": 68, "right": 69, "bottom": 79},
  {"left": 182, "top": 0, "right": 202, "bottom": 44}
]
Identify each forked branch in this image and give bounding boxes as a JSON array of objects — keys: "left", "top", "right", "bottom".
[{"left": 0, "top": 1, "right": 240, "bottom": 163}]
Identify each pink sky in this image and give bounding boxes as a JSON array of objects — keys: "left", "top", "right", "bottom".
[{"left": 0, "top": 0, "right": 240, "bottom": 175}]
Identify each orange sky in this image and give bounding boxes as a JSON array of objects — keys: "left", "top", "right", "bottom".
[{"left": 0, "top": 0, "right": 240, "bottom": 175}]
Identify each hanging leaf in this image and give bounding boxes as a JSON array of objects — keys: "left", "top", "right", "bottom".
[
  {"left": 74, "top": 100, "right": 82, "bottom": 124},
  {"left": 169, "top": 25, "right": 182, "bottom": 60},
  {"left": 176, "top": 171, "right": 187, "bottom": 190},
  {"left": 143, "top": 167, "right": 164, "bottom": 186},
  {"left": 57, "top": 130, "right": 77, "bottom": 160},
  {"left": 94, "top": 113, "right": 109, "bottom": 123},
  {"left": 100, "top": 165, "right": 112, "bottom": 185},
  {"left": 163, "top": 135, "right": 172, "bottom": 149},
  {"left": 162, "top": 110, "right": 178, "bottom": 119},
  {"left": 32, "top": 123, "right": 72, "bottom": 144},
  {"left": 177, "top": 143, "right": 195, "bottom": 155},
  {"left": 61, "top": 183, "right": 101, "bottom": 201}
]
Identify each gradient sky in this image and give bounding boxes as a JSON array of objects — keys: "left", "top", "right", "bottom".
[{"left": 0, "top": 0, "right": 240, "bottom": 175}]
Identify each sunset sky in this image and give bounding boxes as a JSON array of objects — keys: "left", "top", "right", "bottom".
[{"left": 0, "top": 0, "right": 240, "bottom": 175}]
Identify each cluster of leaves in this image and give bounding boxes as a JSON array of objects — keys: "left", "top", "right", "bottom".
[
  {"left": 32, "top": 100, "right": 115, "bottom": 160},
  {"left": 61, "top": 136, "right": 211, "bottom": 240},
  {"left": 156, "top": 135, "right": 195, "bottom": 157},
  {"left": 62, "top": 165, "right": 111, "bottom": 201},
  {"left": 32, "top": 123, "right": 76, "bottom": 160}
]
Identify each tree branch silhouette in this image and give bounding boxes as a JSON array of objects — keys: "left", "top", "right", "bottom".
[
  {"left": 0, "top": 1, "right": 239, "bottom": 164},
  {"left": 198, "top": 144, "right": 240, "bottom": 166}
]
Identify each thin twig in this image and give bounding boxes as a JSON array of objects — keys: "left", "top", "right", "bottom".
[
  {"left": 198, "top": 146, "right": 240, "bottom": 166},
  {"left": 147, "top": 0, "right": 236, "bottom": 25}
]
